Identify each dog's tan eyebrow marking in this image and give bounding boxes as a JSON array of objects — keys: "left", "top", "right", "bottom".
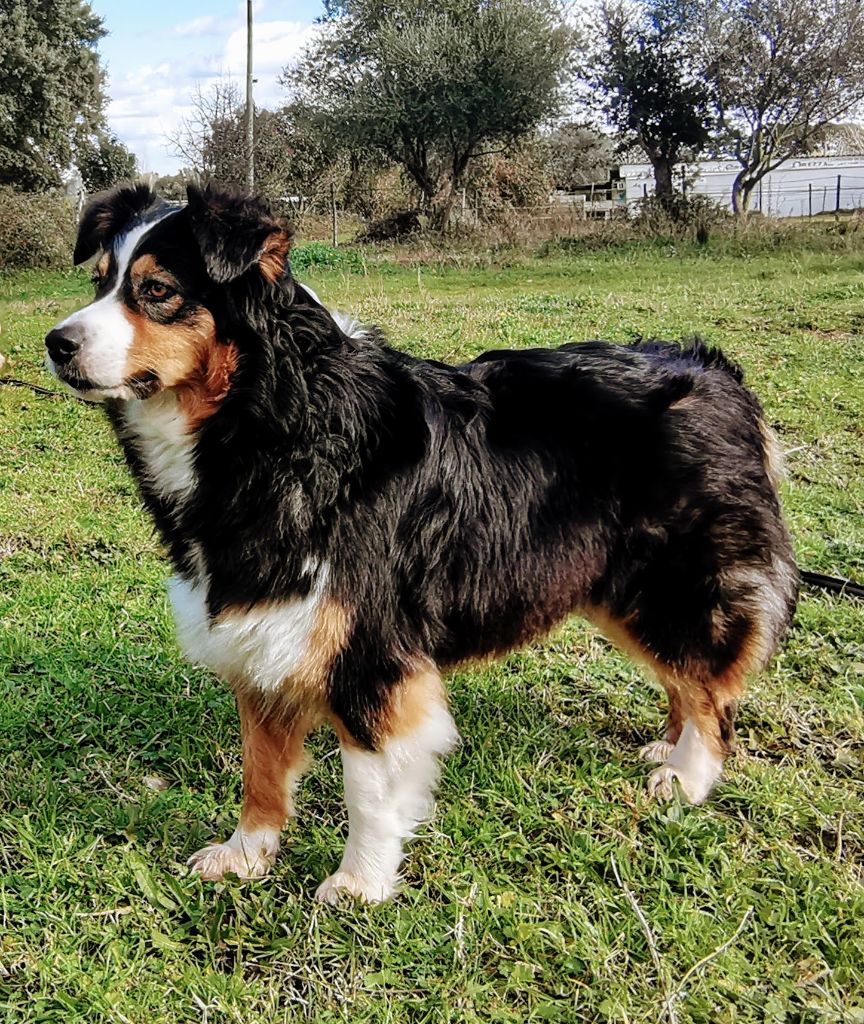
[{"left": 129, "top": 253, "right": 177, "bottom": 285}]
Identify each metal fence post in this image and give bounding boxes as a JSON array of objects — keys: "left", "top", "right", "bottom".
[
  {"left": 330, "top": 183, "right": 338, "bottom": 247},
  {"left": 836, "top": 174, "right": 842, "bottom": 213},
  {"left": 809, "top": 183, "right": 812, "bottom": 218}
]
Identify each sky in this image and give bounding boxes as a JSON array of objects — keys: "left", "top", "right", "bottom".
[{"left": 90, "top": 0, "right": 324, "bottom": 175}]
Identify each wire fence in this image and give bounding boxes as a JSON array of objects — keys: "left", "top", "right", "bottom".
[
  {"left": 631, "top": 173, "right": 864, "bottom": 218},
  {"left": 290, "top": 173, "right": 864, "bottom": 244}
]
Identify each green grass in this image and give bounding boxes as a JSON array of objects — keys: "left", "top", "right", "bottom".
[{"left": 1, "top": 233, "right": 863, "bottom": 1023}]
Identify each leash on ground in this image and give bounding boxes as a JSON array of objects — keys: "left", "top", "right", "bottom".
[
  {"left": 0, "top": 376, "right": 66, "bottom": 398},
  {"left": 2, "top": 376, "right": 863, "bottom": 600},
  {"left": 799, "top": 568, "right": 864, "bottom": 600}
]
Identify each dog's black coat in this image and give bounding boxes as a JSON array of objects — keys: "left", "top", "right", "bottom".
[{"left": 83, "top": 187, "right": 796, "bottom": 750}]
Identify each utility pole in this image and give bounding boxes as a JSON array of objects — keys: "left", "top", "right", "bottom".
[{"left": 245, "top": 0, "right": 254, "bottom": 192}]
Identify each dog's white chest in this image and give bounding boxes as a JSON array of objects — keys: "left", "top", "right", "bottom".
[
  {"left": 120, "top": 395, "right": 329, "bottom": 693},
  {"left": 167, "top": 566, "right": 328, "bottom": 692},
  {"left": 121, "top": 393, "right": 196, "bottom": 504}
]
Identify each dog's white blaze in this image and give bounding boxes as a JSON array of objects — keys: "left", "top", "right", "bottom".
[
  {"left": 122, "top": 391, "right": 197, "bottom": 502},
  {"left": 660, "top": 718, "right": 723, "bottom": 804},
  {"left": 316, "top": 701, "right": 459, "bottom": 903},
  {"left": 169, "top": 564, "right": 330, "bottom": 692},
  {"left": 53, "top": 221, "right": 159, "bottom": 397}
]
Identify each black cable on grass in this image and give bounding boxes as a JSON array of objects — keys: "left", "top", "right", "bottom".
[
  {"left": 0, "top": 377, "right": 66, "bottom": 398},
  {"left": 3, "top": 375, "right": 863, "bottom": 602},
  {"left": 799, "top": 569, "right": 864, "bottom": 600}
]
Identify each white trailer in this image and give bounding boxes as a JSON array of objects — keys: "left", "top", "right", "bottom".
[{"left": 619, "top": 156, "right": 864, "bottom": 217}]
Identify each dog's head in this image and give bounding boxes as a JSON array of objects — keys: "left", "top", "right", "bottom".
[{"left": 45, "top": 183, "right": 293, "bottom": 403}]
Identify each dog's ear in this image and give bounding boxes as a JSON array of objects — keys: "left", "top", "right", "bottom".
[
  {"left": 73, "top": 183, "right": 160, "bottom": 265},
  {"left": 185, "top": 183, "right": 293, "bottom": 284}
]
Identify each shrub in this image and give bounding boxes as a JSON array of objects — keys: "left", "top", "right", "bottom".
[
  {"left": 290, "top": 241, "right": 365, "bottom": 273},
  {"left": 633, "top": 193, "right": 728, "bottom": 241},
  {"left": 0, "top": 187, "right": 77, "bottom": 271},
  {"left": 358, "top": 210, "right": 422, "bottom": 242}
]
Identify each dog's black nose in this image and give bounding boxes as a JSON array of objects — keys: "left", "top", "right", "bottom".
[{"left": 45, "top": 329, "right": 80, "bottom": 365}]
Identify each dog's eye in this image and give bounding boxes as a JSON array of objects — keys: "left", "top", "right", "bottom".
[{"left": 143, "top": 281, "right": 175, "bottom": 302}]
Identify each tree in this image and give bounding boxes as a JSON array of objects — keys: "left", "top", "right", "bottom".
[
  {"left": 286, "top": 0, "right": 575, "bottom": 229},
  {"left": 544, "top": 123, "right": 616, "bottom": 189},
  {"left": 0, "top": 0, "right": 107, "bottom": 191},
  {"left": 168, "top": 80, "right": 247, "bottom": 187},
  {"left": 664, "top": 0, "right": 864, "bottom": 214},
  {"left": 593, "top": 1, "right": 714, "bottom": 198},
  {"left": 464, "top": 134, "right": 553, "bottom": 214},
  {"left": 811, "top": 122, "right": 864, "bottom": 157},
  {"left": 168, "top": 86, "right": 344, "bottom": 212},
  {"left": 78, "top": 131, "right": 137, "bottom": 192},
  {"left": 154, "top": 172, "right": 197, "bottom": 202}
]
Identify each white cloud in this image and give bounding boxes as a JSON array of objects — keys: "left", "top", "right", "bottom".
[
  {"left": 103, "top": 15, "right": 321, "bottom": 174},
  {"left": 173, "top": 16, "right": 224, "bottom": 37},
  {"left": 224, "top": 19, "right": 319, "bottom": 106}
]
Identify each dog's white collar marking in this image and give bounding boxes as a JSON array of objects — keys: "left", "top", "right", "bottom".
[
  {"left": 119, "top": 384, "right": 328, "bottom": 697},
  {"left": 168, "top": 563, "right": 330, "bottom": 693},
  {"left": 121, "top": 391, "right": 198, "bottom": 505}
]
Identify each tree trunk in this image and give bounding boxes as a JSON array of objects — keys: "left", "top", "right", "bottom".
[
  {"left": 732, "top": 170, "right": 758, "bottom": 215},
  {"left": 431, "top": 148, "right": 473, "bottom": 232},
  {"left": 432, "top": 187, "right": 458, "bottom": 231},
  {"left": 403, "top": 154, "right": 437, "bottom": 217},
  {"left": 651, "top": 157, "right": 674, "bottom": 197}
]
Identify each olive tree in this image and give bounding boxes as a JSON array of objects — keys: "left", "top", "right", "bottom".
[
  {"left": 0, "top": 0, "right": 107, "bottom": 191},
  {"left": 286, "top": 0, "right": 575, "bottom": 229}
]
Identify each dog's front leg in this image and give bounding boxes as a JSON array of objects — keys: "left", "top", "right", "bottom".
[
  {"left": 317, "top": 675, "right": 458, "bottom": 904},
  {"left": 188, "top": 692, "right": 310, "bottom": 881}
]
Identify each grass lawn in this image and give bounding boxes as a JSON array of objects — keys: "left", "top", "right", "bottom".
[{"left": 1, "top": 232, "right": 863, "bottom": 1023}]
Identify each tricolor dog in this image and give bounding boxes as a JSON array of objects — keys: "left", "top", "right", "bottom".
[{"left": 45, "top": 184, "right": 798, "bottom": 902}]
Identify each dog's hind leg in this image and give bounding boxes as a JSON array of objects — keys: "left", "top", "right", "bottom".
[
  {"left": 317, "top": 668, "right": 459, "bottom": 904},
  {"left": 188, "top": 692, "right": 311, "bottom": 881}
]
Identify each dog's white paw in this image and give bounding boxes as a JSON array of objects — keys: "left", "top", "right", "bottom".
[
  {"left": 639, "top": 740, "right": 675, "bottom": 763},
  {"left": 187, "top": 839, "right": 275, "bottom": 881},
  {"left": 647, "top": 764, "right": 714, "bottom": 805},
  {"left": 315, "top": 871, "right": 396, "bottom": 905},
  {"left": 647, "top": 765, "right": 682, "bottom": 802}
]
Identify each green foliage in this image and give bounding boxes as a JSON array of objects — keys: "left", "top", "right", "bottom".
[
  {"left": 169, "top": 89, "right": 355, "bottom": 214},
  {"left": 288, "top": 0, "right": 575, "bottom": 228},
  {"left": 653, "top": 0, "right": 864, "bottom": 214},
  {"left": 77, "top": 131, "right": 138, "bottom": 193},
  {"left": 544, "top": 122, "right": 616, "bottom": 190},
  {"left": 2, "top": 236, "right": 864, "bottom": 1020},
  {"left": 153, "top": 173, "right": 193, "bottom": 203},
  {"left": 0, "top": 0, "right": 107, "bottom": 191},
  {"left": 467, "top": 135, "right": 554, "bottom": 214},
  {"left": 593, "top": 2, "right": 715, "bottom": 195},
  {"left": 634, "top": 192, "right": 728, "bottom": 241},
  {"left": 0, "top": 186, "right": 76, "bottom": 271},
  {"left": 290, "top": 241, "right": 365, "bottom": 273}
]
